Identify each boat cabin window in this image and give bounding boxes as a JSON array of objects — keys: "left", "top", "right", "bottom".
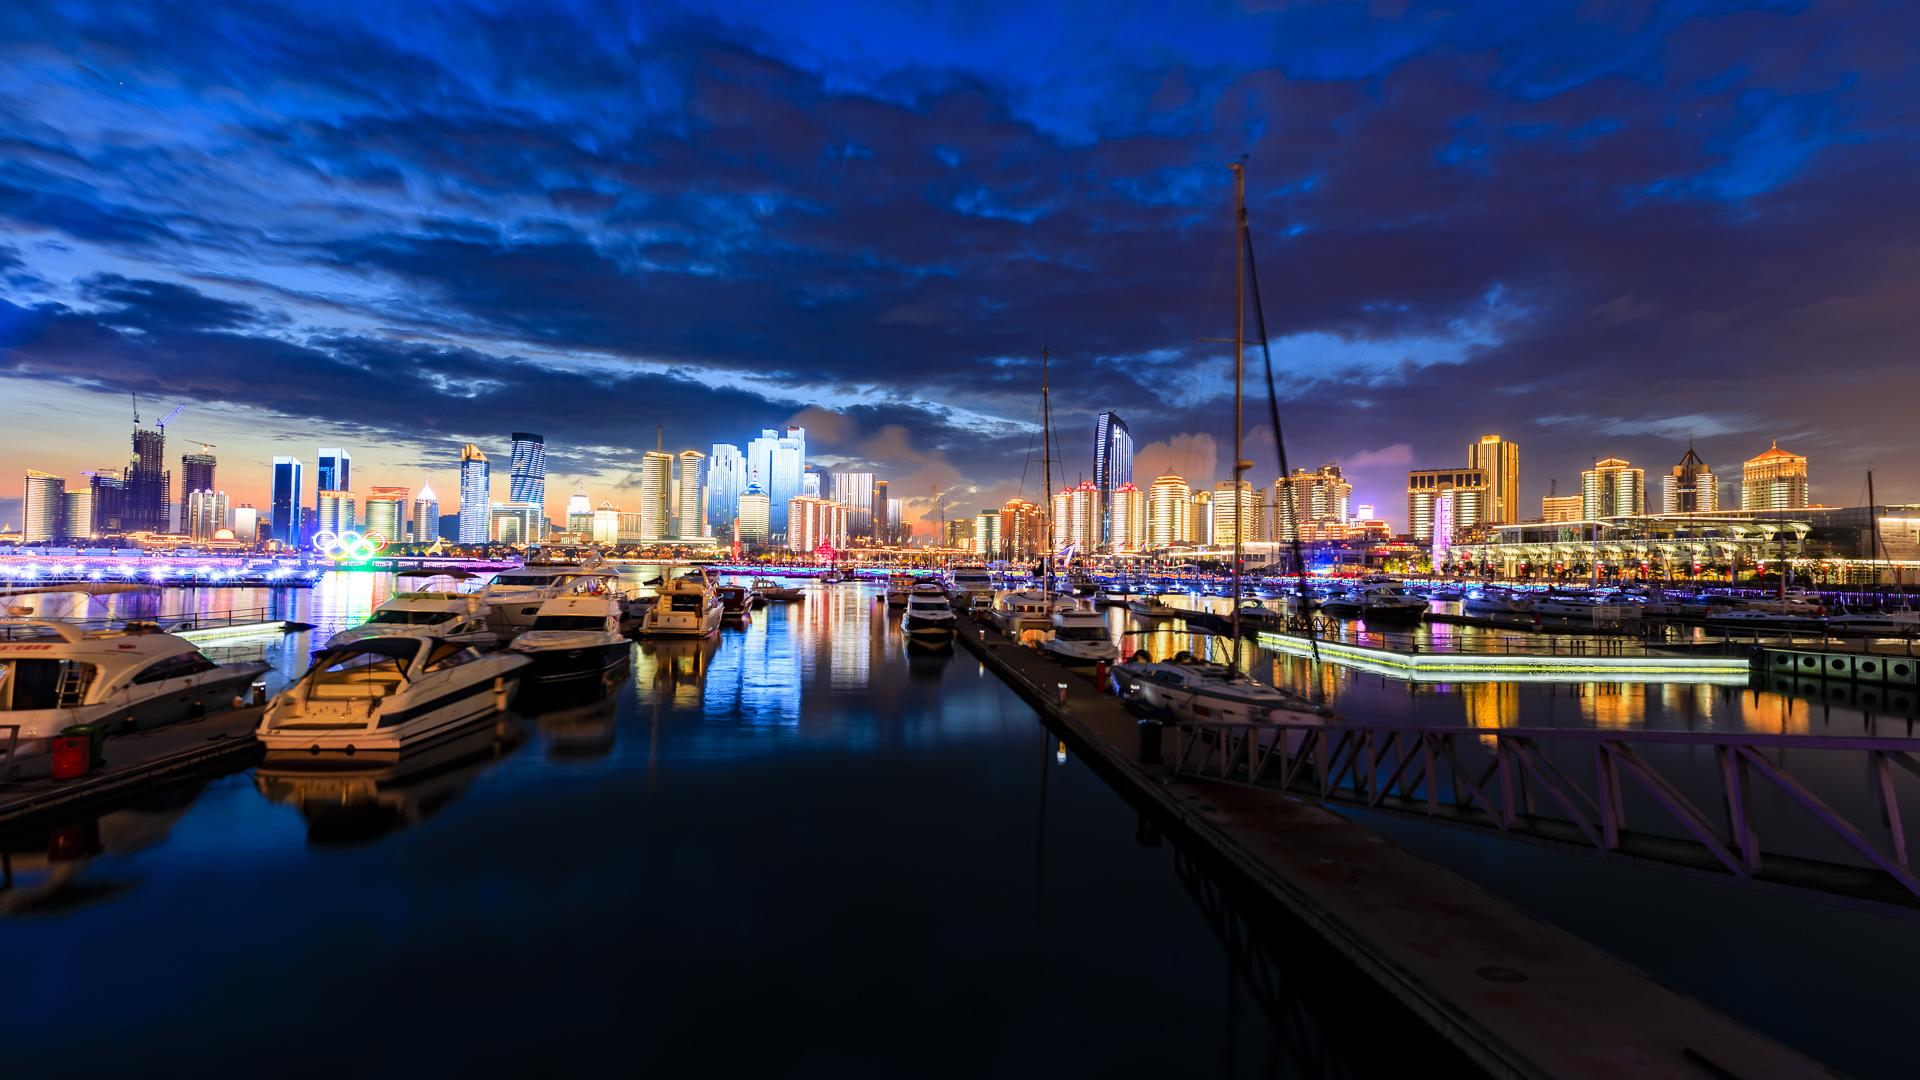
[
  {"left": 532, "top": 615, "right": 610, "bottom": 632},
  {"left": 368, "top": 610, "right": 455, "bottom": 625},
  {"left": 1054, "top": 627, "right": 1110, "bottom": 642},
  {"left": 0, "top": 660, "right": 98, "bottom": 710},
  {"left": 308, "top": 648, "right": 410, "bottom": 689},
  {"left": 424, "top": 643, "right": 481, "bottom": 672},
  {"left": 132, "top": 652, "right": 220, "bottom": 684},
  {"left": 669, "top": 595, "right": 705, "bottom": 612},
  {"left": 490, "top": 574, "right": 551, "bottom": 586}
]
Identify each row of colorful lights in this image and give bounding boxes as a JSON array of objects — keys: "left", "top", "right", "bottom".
[{"left": 0, "top": 562, "right": 325, "bottom": 582}]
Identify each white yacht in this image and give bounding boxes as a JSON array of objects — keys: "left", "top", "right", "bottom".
[
  {"left": 1038, "top": 609, "right": 1119, "bottom": 665},
  {"left": 326, "top": 590, "right": 496, "bottom": 650},
  {"left": 947, "top": 566, "right": 995, "bottom": 612},
  {"left": 885, "top": 574, "right": 915, "bottom": 608},
  {"left": 1110, "top": 651, "right": 1330, "bottom": 726},
  {"left": 902, "top": 585, "right": 958, "bottom": 638},
  {"left": 753, "top": 577, "right": 804, "bottom": 603},
  {"left": 0, "top": 620, "right": 270, "bottom": 772},
  {"left": 480, "top": 565, "right": 620, "bottom": 638},
  {"left": 639, "top": 570, "right": 724, "bottom": 638},
  {"left": 1356, "top": 583, "right": 1427, "bottom": 624},
  {"left": 508, "top": 592, "right": 631, "bottom": 684},
  {"left": 1824, "top": 608, "right": 1920, "bottom": 636},
  {"left": 991, "top": 590, "right": 1078, "bottom": 634},
  {"left": 1126, "top": 595, "right": 1181, "bottom": 620},
  {"left": 1463, "top": 588, "right": 1534, "bottom": 617},
  {"left": 257, "top": 635, "right": 529, "bottom": 755}
]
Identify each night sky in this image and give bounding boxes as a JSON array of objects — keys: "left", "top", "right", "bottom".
[{"left": 2, "top": 1, "right": 1916, "bottom": 532}]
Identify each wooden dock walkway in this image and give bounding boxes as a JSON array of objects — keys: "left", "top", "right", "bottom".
[
  {"left": 952, "top": 619, "right": 1833, "bottom": 1079},
  {"left": 0, "top": 708, "right": 264, "bottom": 830}
]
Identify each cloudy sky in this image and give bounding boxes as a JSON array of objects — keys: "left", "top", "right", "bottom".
[{"left": 2, "top": 0, "right": 1916, "bottom": 533}]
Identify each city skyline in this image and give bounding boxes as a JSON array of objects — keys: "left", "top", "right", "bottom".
[{"left": 3, "top": 3, "right": 1917, "bottom": 535}]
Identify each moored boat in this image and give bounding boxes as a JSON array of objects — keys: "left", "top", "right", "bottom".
[
  {"left": 639, "top": 570, "right": 724, "bottom": 638},
  {"left": 902, "top": 584, "right": 957, "bottom": 638},
  {"left": 257, "top": 635, "right": 528, "bottom": 756},
  {"left": 1038, "top": 609, "right": 1119, "bottom": 665},
  {"left": 508, "top": 592, "right": 632, "bottom": 684}
]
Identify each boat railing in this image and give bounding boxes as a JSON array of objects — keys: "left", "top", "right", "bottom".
[{"left": 0, "top": 606, "right": 288, "bottom": 641}]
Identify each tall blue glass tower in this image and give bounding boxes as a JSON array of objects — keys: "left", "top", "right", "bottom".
[
  {"left": 509, "top": 432, "right": 547, "bottom": 510},
  {"left": 270, "top": 456, "right": 304, "bottom": 546},
  {"left": 1093, "top": 412, "right": 1132, "bottom": 547},
  {"left": 458, "top": 443, "right": 490, "bottom": 543}
]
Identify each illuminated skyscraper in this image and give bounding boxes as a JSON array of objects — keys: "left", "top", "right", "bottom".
[
  {"left": 457, "top": 443, "right": 490, "bottom": 543},
  {"left": 364, "top": 487, "right": 410, "bottom": 544},
  {"left": 1191, "top": 489, "right": 1213, "bottom": 546},
  {"left": 708, "top": 443, "right": 747, "bottom": 534},
  {"left": 786, "top": 496, "right": 849, "bottom": 553},
  {"left": 508, "top": 432, "right": 547, "bottom": 522},
  {"left": 1580, "top": 457, "right": 1644, "bottom": 519},
  {"left": 637, "top": 450, "right": 673, "bottom": 541},
  {"left": 1662, "top": 444, "right": 1718, "bottom": 514},
  {"left": 186, "top": 489, "right": 229, "bottom": 542},
  {"left": 971, "top": 511, "right": 1000, "bottom": 558},
  {"left": 1146, "top": 475, "right": 1192, "bottom": 548},
  {"left": 1109, "top": 482, "right": 1145, "bottom": 553},
  {"left": 1093, "top": 412, "right": 1132, "bottom": 545},
  {"left": 489, "top": 502, "right": 542, "bottom": 545},
  {"left": 677, "top": 449, "right": 707, "bottom": 540},
  {"left": 270, "top": 457, "right": 304, "bottom": 546},
  {"left": 316, "top": 448, "right": 351, "bottom": 496},
  {"left": 738, "top": 480, "right": 770, "bottom": 543},
  {"left": 830, "top": 471, "right": 876, "bottom": 535},
  {"left": 63, "top": 485, "right": 94, "bottom": 540},
  {"left": 1466, "top": 434, "right": 1520, "bottom": 525},
  {"left": 565, "top": 485, "right": 593, "bottom": 537},
  {"left": 1050, "top": 481, "right": 1101, "bottom": 554},
  {"left": 1211, "top": 481, "right": 1265, "bottom": 546},
  {"left": 1741, "top": 441, "right": 1808, "bottom": 510},
  {"left": 1274, "top": 463, "right": 1352, "bottom": 541},
  {"left": 413, "top": 482, "right": 441, "bottom": 544},
  {"left": 123, "top": 424, "right": 169, "bottom": 533},
  {"left": 872, "top": 479, "right": 890, "bottom": 542},
  {"left": 315, "top": 490, "right": 356, "bottom": 539},
  {"left": 1541, "top": 494, "right": 1581, "bottom": 523},
  {"left": 22, "top": 470, "right": 64, "bottom": 543},
  {"left": 1408, "top": 467, "right": 1488, "bottom": 541},
  {"left": 999, "top": 499, "right": 1045, "bottom": 561}
]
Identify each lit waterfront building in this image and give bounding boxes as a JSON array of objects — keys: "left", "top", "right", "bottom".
[
  {"left": 62, "top": 485, "right": 94, "bottom": 540},
  {"left": 1093, "top": 411, "right": 1133, "bottom": 547},
  {"left": 776, "top": 427, "right": 806, "bottom": 531},
  {"left": 1742, "top": 440, "right": 1809, "bottom": 510},
  {"left": 737, "top": 481, "right": 771, "bottom": 543},
  {"left": 1542, "top": 494, "right": 1581, "bottom": 523},
  {"left": 270, "top": 457, "right": 304, "bottom": 546},
  {"left": 364, "top": 487, "right": 410, "bottom": 544},
  {"left": 490, "top": 502, "right": 542, "bottom": 545},
  {"left": 1581, "top": 457, "right": 1645, "bottom": 519},
  {"left": 708, "top": 443, "right": 746, "bottom": 534},
  {"left": 413, "top": 483, "right": 441, "bottom": 545},
  {"left": 457, "top": 444, "right": 490, "bottom": 543},
  {"left": 1356, "top": 503, "right": 1375, "bottom": 519},
  {"left": 888, "top": 497, "right": 904, "bottom": 542},
  {"left": 1211, "top": 480, "right": 1265, "bottom": 546},
  {"left": 1052, "top": 481, "right": 1101, "bottom": 555},
  {"left": 1191, "top": 489, "right": 1213, "bottom": 546},
  {"left": 565, "top": 485, "right": 592, "bottom": 537},
  {"left": 232, "top": 504, "right": 260, "bottom": 547},
  {"left": 1109, "top": 482, "right": 1145, "bottom": 554},
  {"left": 314, "top": 490, "right": 356, "bottom": 539},
  {"left": 831, "top": 471, "right": 876, "bottom": 535},
  {"left": 316, "top": 448, "right": 351, "bottom": 495},
  {"left": 999, "top": 499, "right": 1045, "bottom": 561},
  {"left": 87, "top": 471, "right": 124, "bottom": 535},
  {"left": 123, "top": 422, "right": 169, "bottom": 533},
  {"left": 1407, "top": 467, "right": 1487, "bottom": 542},
  {"left": 1466, "top": 434, "right": 1520, "bottom": 525},
  {"left": 637, "top": 450, "right": 673, "bottom": 541},
  {"left": 186, "top": 489, "right": 229, "bottom": 542},
  {"left": 802, "top": 465, "right": 825, "bottom": 499},
  {"left": 872, "top": 480, "right": 892, "bottom": 543},
  {"left": 942, "top": 517, "right": 973, "bottom": 549},
  {"left": 1274, "top": 463, "right": 1351, "bottom": 541},
  {"left": 590, "top": 501, "right": 620, "bottom": 545},
  {"left": 181, "top": 449, "right": 216, "bottom": 499},
  {"left": 508, "top": 433, "right": 547, "bottom": 528},
  {"left": 971, "top": 511, "right": 999, "bottom": 558},
  {"left": 22, "top": 470, "right": 65, "bottom": 543},
  {"left": 1663, "top": 444, "right": 1719, "bottom": 514},
  {"left": 1146, "top": 475, "right": 1192, "bottom": 548},
  {"left": 677, "top": 449, "right": 707, "bottom": 540},
  {"left": 787, "top": 496, "right": 849, "bottom": 553}
]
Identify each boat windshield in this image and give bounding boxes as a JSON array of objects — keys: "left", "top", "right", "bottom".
[
  {"left": 670, "top": 595, "right": 706, "bottom": 612},
  {"left": 367, "top": 610, "right": 455, "bottom": 625},
  {"left": 0, "top": 659, "right": 98, "bottom": 711},
  {"left": 306, "top": 645, "right": 412, "bottom": 692},
  {"left": 1054, "top": 628, "right": 1109, "bottom": 642},
  {"left": 490, "top": 574, "right": 556, "bottom": 587},
  {"left": 531, "top": 615, "right": 608, "bottom": 632}
]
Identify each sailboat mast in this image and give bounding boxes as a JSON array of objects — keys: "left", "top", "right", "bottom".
[
  {"left": 1229, "top": 162, "right": 1246, "bottom": 674},
  {"left": 1041, "top": 346, "right": 1053, "bottom": 603},
  {"left": 1868, "top": 469, "right": 1883, "bottom": 607}
]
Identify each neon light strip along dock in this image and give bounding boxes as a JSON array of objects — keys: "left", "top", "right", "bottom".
[{"left": 1253, "top": 630, "right": 1753, "bottom": 682}]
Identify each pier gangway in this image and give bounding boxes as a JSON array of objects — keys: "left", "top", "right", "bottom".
[{"left": 1170, "top": 718, "right": 1920, "bottom": 908}]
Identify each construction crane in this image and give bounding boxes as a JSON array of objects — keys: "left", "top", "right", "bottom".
[
  {"left": 157, "top": 403, "right": 186, "bottom": 429},
  {"left": 195, "top": 442, "right": 217, "bottom": 455}
]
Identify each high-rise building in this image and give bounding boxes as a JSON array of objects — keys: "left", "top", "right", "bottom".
[
  {"left": 565, "top": 485, "right": 593, "bottom": 538},
  {"left": 999, "top": 499, "right": 1045, "bottom": 561},
  {"left": 316, "top": 448, "right": 352, "bottom": 497},
  {"left": 1146, "top": 475, "right": 1192, "bottom": 549},
  {"left": 831, "top": 471, "right": 876, "bottom": 535},
  {"left": 1191, "top": 489, "right": 1213, "bottom": 546},
  {"left": 1581, "top": 457, "right": 1644, "bottom": 519},
  {"left": 314, "top": 490, "right": 356, "bottom": 539},
  {"left": 457, "top": 443, "right": 490, "bottom": 543},
  {"left": 738, "top": 481, "right": 770, "bottom": 543},
  {"left": 123, "top": 424, "right": 169, "bottom": 532},
  {"left": 1211, "top": 481, "right": 1265, "bottom": 546},
  {"left": 1051, "top": 481, "right": 1101, "bottom": 554},
  {"left": 590, "top": 501, "right": 620, "bottom": 545},
  {"left": 1407, "top": 467, "right": 1487, "bottom": 542},
  {"left": 1662, "top": 444, "right": 1719, "bottom": 514},
  {"left": 1467, "top": 434, "right": 1520, "bottom": 525},
  {"left": 1742, "top": 440, "right": 1808, "bottom": 510},
  {"left": 871, "top": 480, "right": 891, "bottom": 542},
  {"left": 270, "top": 457, "right": 304, "bottom": 546},
  {"left": 942, "top": 517, "right": 973, "bottom": 549},
  {"left": 489, "top": 502, "right": 542, "bottom": 545},
  {"left": 181, "top": 449, "right": 216, "bottom": 498},
  {"left": 508, "top": 433, "right": 547, "bottom": 521},
  {"left": 888, "top": 497, "right": 904, "bottom": 542},
  {"left": 87, "top": 471, "right": 124, "bottom": 535},
  {"left": 413, "top": 484, "right": 441, "bottom": 545},
  {"left": 708, "top": 444, "right": 747, "bottom": 535},
  {"left": 1093, "top": 412, "right": 1133, "bottom": 546},
  {"left": 364, "top": 487, "right": 410, "bottom": 545},
  {"left": 787, "top": 496, "right": 849, "bottom": 553},
  {"left": 62, "top": 486, "right": 94, "bottom": 541},
  {"left": 677, "top": 449, "right": 707, "bottom": 540},
  {"left": 802, "top": 464, "right": 826, "bottom": 499},
  {"left": 971, "top": 511, "right": 1000, "bottom": 558},
  {"left": 186, "top": 489, "right": 229, "bottom": 542},
  {"left": 1109, "top": 482, "right": 1145, "bottom": 553},
  {"left": 1541, "top": 494, "right": 1581, "bottom": 523},
  {"left": 232, "top": 505, "right": 261, "bottom": 547},
  {"left": 1274, "top": 463, "right": 1352, "bottom": 541},
  {"left": 637, "top": 450, "right": 673, "bottom": 541},
  {"left": 22, "top": 470, "right": 65, "bottom": 543}
]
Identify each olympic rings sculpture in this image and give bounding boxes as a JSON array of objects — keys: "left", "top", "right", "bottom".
[{"left": 313, "top": 529, "right": 388, "bottom": 563}]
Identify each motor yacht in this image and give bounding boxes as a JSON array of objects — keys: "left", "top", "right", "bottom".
[
  {"left": 639, "top": 570, "right": 724, "bottom": 638},
  {"left": 947, "top": 566, "right": 996, "bottom": 612},
  {"left": 1126, "top": 595, "right": 1181, "bottom": 620},
  {"left": 885, "top": 574, "right": 915, "bottom": 608},
  {"left": 902, "top": 585, "right": 958, "bottom": 638},
  {"left": 1316, "top": 588, "right": 1363, "bottom": 618},
  {"left": 1703, "top": 610, "right": 1826, "bottom": 635},
  {"left": 255, "top": 718, "right": 525, "bottom": 843},
  {"left": 1463, "top": 588, "right": 1535, "bottom": 617},
  {"left": 326, "top": 589, "right": 496, "bottom": 651},
  {"left": 0, "top": 620, "right": 270, "bottom": 772},
  {"left": 753, "top": 578, "right": 804, "bottom": 603},
  {"left": 1234, "top": 603, "right": 1285, "bottom": 631},
  {"left": 257, "top": 635, "right": 529, "bottom": 756},
  {"left": 1038, "top": 609, "right": 1119, "bottom": 665},
  {"left": 1356, "top": 583, "right": 1427, "bottom": 624},
  {"left": 991, "top": 590, "right": 1078, "bottom": 634},
  {"left": 714, "top": 584, "right": 755, "bottom": 623},
  {"left": 508, "top": 592, "right": 632, "bottom": 684},
  {"left": 1110, "top": 650, "right": 1330, "bottom": 726},
  {"left": 479, "top": 565, "right": 621, "bottom": 638},
  {"left": 1823, "top": 608, "right": 1920, "bottom": 636}
]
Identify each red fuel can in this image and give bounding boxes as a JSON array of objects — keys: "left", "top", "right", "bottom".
[{"left": 50, "top": 736, "right": 90, "bottom": 779}]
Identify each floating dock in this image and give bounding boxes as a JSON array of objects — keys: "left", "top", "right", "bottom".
[
  {"left": 0, "top": 708, "right": 264, "bottom": 830},
  {"left": 954, "top": 620, "right": 1828, "bottom": 1078}
]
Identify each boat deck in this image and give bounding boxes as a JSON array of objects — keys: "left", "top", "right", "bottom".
[{"left": 0, "top": 708, "right": 264, "bottom": 830}]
